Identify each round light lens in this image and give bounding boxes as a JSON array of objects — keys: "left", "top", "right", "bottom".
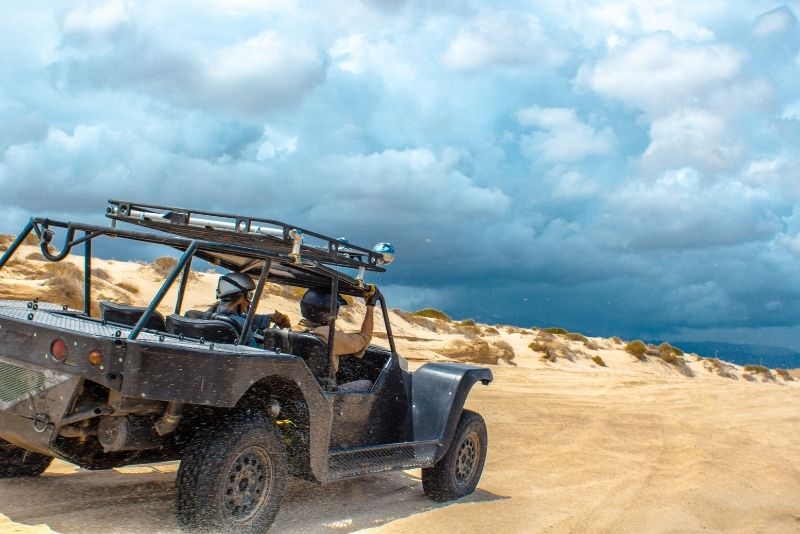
[
  {"left": 373, "top": 242, "right": 395, "bottom": 265},
  {"left": 50, "top": 338, "right": 68, "bottom": 361},
  {"left": 87, "top": 350, "right": 103, "bottom": 366}
]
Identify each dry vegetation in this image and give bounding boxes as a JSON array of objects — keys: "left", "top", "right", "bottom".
[
  {"left": 151, "top": 256, "right": 179, "bottom": 276},
  {"left": 412, "top": 308, "right": 452, "bottom": 321},
  {"left": 530, "top": 331, "right": 585, "bottom": 363},
  {"left": 703, "top": 358, "right": 738, "bottom": 380},
  {"left": 440, "top": 338, "right": 516, "bottom": 365},
  {"left": 624, "top": 340, "right": 648, "bottom": 360},
  {"left": 592, "top": 355, "right": 607, "bottom": 367},
  {"left": 776, "top": 369, "right": 795, "bottom": 381}
]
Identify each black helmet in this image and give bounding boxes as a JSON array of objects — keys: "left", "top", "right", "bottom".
[
  {"left": 300, "top": 287, "right": 347, "bottom": 325},
  {"left": 216, "top": 272, "right": 255, "bottom": 301}
]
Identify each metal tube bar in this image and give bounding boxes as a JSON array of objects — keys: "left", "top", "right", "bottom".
[
  {"left": 84, "top": 235, "right": 92, "bottom": 317},
  {"left": 68, "top": 231, "right": 103, "bottom": 248},
  {"left": 0, "top": 219, "right": 34, "bottom": 270},
  {"left": 129, "top": 242, "right": 197, "bottom": 340},
  {"left": 174, "top": 256, "right": 193, "bottom": 315},
  {"left": 238, "top": 259, "right": 272, "bottom": 346},
  {"left": 379, "top": 296, "right": 396, "bottom": 355},
  {"left": 327, "top": 275, "right": 339, "bottom": 387}
]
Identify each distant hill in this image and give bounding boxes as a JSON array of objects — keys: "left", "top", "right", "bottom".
[{"left": 667, "top": 341, "right": 800, "bottom": 369}]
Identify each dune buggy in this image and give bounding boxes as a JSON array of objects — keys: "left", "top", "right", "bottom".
[{"left": 0, "top": 200, "right": 492, "bottom": 532}]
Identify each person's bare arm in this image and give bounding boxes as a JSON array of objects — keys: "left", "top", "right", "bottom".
[{"left": 357, "top": 305, "right": 375, "bottom": 352}]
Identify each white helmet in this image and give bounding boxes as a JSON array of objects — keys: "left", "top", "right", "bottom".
[{"left": 216, "top": 272, "right": 255, "bottom": 301}]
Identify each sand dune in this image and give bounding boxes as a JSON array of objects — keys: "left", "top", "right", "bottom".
[{"left": 1, "top": 241, "right": 799, "bottom": 533}]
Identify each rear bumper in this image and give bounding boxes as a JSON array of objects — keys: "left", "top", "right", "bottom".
[{"left": 0, "top": 355, "right": 81, "bottom": 456}]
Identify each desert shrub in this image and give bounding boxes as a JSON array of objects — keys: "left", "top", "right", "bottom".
[
  {"left": 776, "top": 369, "right": 795, "bottom": 381},
  {"left": 92, "top": 267, "right": 112, "bottom": 281},
  {"left": 0, "top": 234, "right": 12, "bottom": 251},
  {"left": 412, "top": 308, "right": 452, "bottom": 321},
  {"left": 152, "top": 256, "right": 178, "bottom": 276},
  {"left": 118, "top": 282, "right": 139, "bottom": 295},
  {"left": 493, "top": 339, "right": 516, "bottom": 365},
  {"left": 537, "top": 338, "right": 579, "bottom": 363},
  {"left": 705, "top": 358, "right": 737, "bottom": 380},
  {"left": 457, "top": 319, "right": 476, "bottom": 327},
  {"left": 625, "top": 340, "right": 648, "bottom": 360},
  {"left": 42, "top": 261, "right": 82, "bottom": 281},
  {"left": 504, "top": 326, "right": 526, "bottom": 334},
  {"left": 26, "top": 251, "right": 44, "bottom": 261},
  {"left": 541, "top": 327, "right": 569, "bottom": 335},
  {"left": 528, "top": 341, "right": 547, "bottom": 352},
  {"left": 611, "top": 336, "right": 623, "bottom": 344},
  {"left": 483, "top": 327, "right": 500, "bottom": 335},
  {"left": 564, "top": 332, "right": 598, "bottom": 350},
  {"left": 442, "top": 339, "right": 506, "bottom": 365},
  {"left": 393, "top": 309, "right": 439, "bottom": 332},
  {"left": 742, "top": 365, "right": 775, "bottom": 382},
  {"left": 2, "top": 257, "right": 39, "bottom": 276},
  {"left": 41, "top": 263, "right": 84, "bottom": 310},
  {"left": 23, "top": 234, "right": 39, "bottom": 246},
  {"left": 658, "top": 342, "right": 684, "bottom": 356},
  {"left": 742, "top": 373, "right": 757, "bottom": 382},
  {"left": 657, "top": 351, "right": 682, "bottom": 366},
  {"left": 592, "top": 355, "right": 607, "bottom": 367}
]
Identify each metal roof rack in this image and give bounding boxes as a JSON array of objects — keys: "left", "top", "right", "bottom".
[{"left": 106, "top": 200, "right": 392, "bottom": 275}]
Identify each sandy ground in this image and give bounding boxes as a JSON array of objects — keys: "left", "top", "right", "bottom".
[
  {"left": 2, "top": 240, "right": 800, "bottom": 532},
  {"left": 1, "top": 363, "right": 799, "bottom": 534}
]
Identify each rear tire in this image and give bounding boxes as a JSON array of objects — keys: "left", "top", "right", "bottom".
[
  {"left": 422, "top": 409, "right": 487, "bottom": 502},
  {"left": 176, "top": 412, "right": 287, "bottom": 533},
  {"left": 0, "top": 439, "right": 53, "bottom": 478}
]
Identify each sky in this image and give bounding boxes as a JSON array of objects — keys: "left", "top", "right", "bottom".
[{"left": 2, "top": 1, "right": 800, "bottom": 349}]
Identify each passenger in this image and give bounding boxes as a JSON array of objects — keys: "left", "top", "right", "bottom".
[
  {"left": 210, "top": 272, "right": 291, "bottom": 347},
  {"left": 298, "top": 285, "right": 380, "bottom": 392}
]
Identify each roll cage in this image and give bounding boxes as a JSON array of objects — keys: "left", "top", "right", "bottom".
[{"left": 0, "top": 200, "right": 397, "bottom": 386}]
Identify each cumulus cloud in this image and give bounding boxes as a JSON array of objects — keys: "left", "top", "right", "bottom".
[
  {"left": 442, "top": 10, "right": 566, "bottom": 70},
  {"left": 517, "top": 106, "right": 615, "bottom": 162},
  {"left": 253, "top": 126, "right": 297, "bottom": 161},
  {"left": 579, "top": 1, "right": 715, "bottom": 42},
  {"left": 577, "top": 33, "right": 742, "bottom": 115},
  {"left": 641, "top": 108, "right": 740, "bottom": 174},
  {"left": 58, "top": 0, "right": 133, "bottom": 46},
  {"left": 603, "top": 167, "right": 783, "bottom": 250},
  {"left": 751, "top": 5, "right": 797, "bottom": 37},
  {"left": 309, "top": 147, "right": 510, "bottom": 225},
  {"left": 52, "top": 24, "right": 327, "bottom": 114}
]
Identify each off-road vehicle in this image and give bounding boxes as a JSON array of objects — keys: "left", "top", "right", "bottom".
[{"left": 0, "top": 200, "right": 492, "bottom": 532}]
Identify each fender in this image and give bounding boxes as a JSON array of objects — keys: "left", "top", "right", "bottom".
[{"left": 410, "top": 362, "right": 492, "bottom": 463}]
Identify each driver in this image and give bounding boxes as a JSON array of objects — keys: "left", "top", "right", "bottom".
[
  {"left": 298, "top": 285, "right": 380, "bottom": 391},
  {"left": 210, "top": 272, "right": 291, "bottom": 347}
]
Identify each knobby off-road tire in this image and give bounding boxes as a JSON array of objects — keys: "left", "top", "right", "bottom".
[
  {"left": 176, "top": 412, "right": 287, "bottom": 533},
  {"left": 422, "top": 409, "right": 487, "bottom": 502},
  {"left": 0, "top": 438, "right": 53, "bottom": 478}
]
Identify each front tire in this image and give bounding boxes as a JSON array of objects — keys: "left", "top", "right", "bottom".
[
  {"left": 176, "top": 412, "right": 287, "bottom": 533},
  {"left": 422, "top": 409, "right": 487, "bottom": 502},
  {"left": 0, "top": 439, "right": 53, "bottom": 478}
]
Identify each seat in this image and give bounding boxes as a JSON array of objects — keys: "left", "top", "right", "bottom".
[
  {"left": 184, "top": 309, "right": 212, "bottom": 320},
  {"left": 261, "top": 328, "right": 291, "bottom": 353},
  {"left": 290, "top": 332, "right": 333, "bottom": 386},
  {"left": 165, "top": 314, "right": 240, "bottom": 344},
  {"left": 99, "top": 301, "right": 166, "bottom": 331}
]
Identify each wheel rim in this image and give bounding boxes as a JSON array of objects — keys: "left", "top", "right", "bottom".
[
  {"left": 454, "top": 430, "right": 480, "bottom": 486},
  {"left": 223, "top": 445, "right": 273, "bottom": 523}
]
